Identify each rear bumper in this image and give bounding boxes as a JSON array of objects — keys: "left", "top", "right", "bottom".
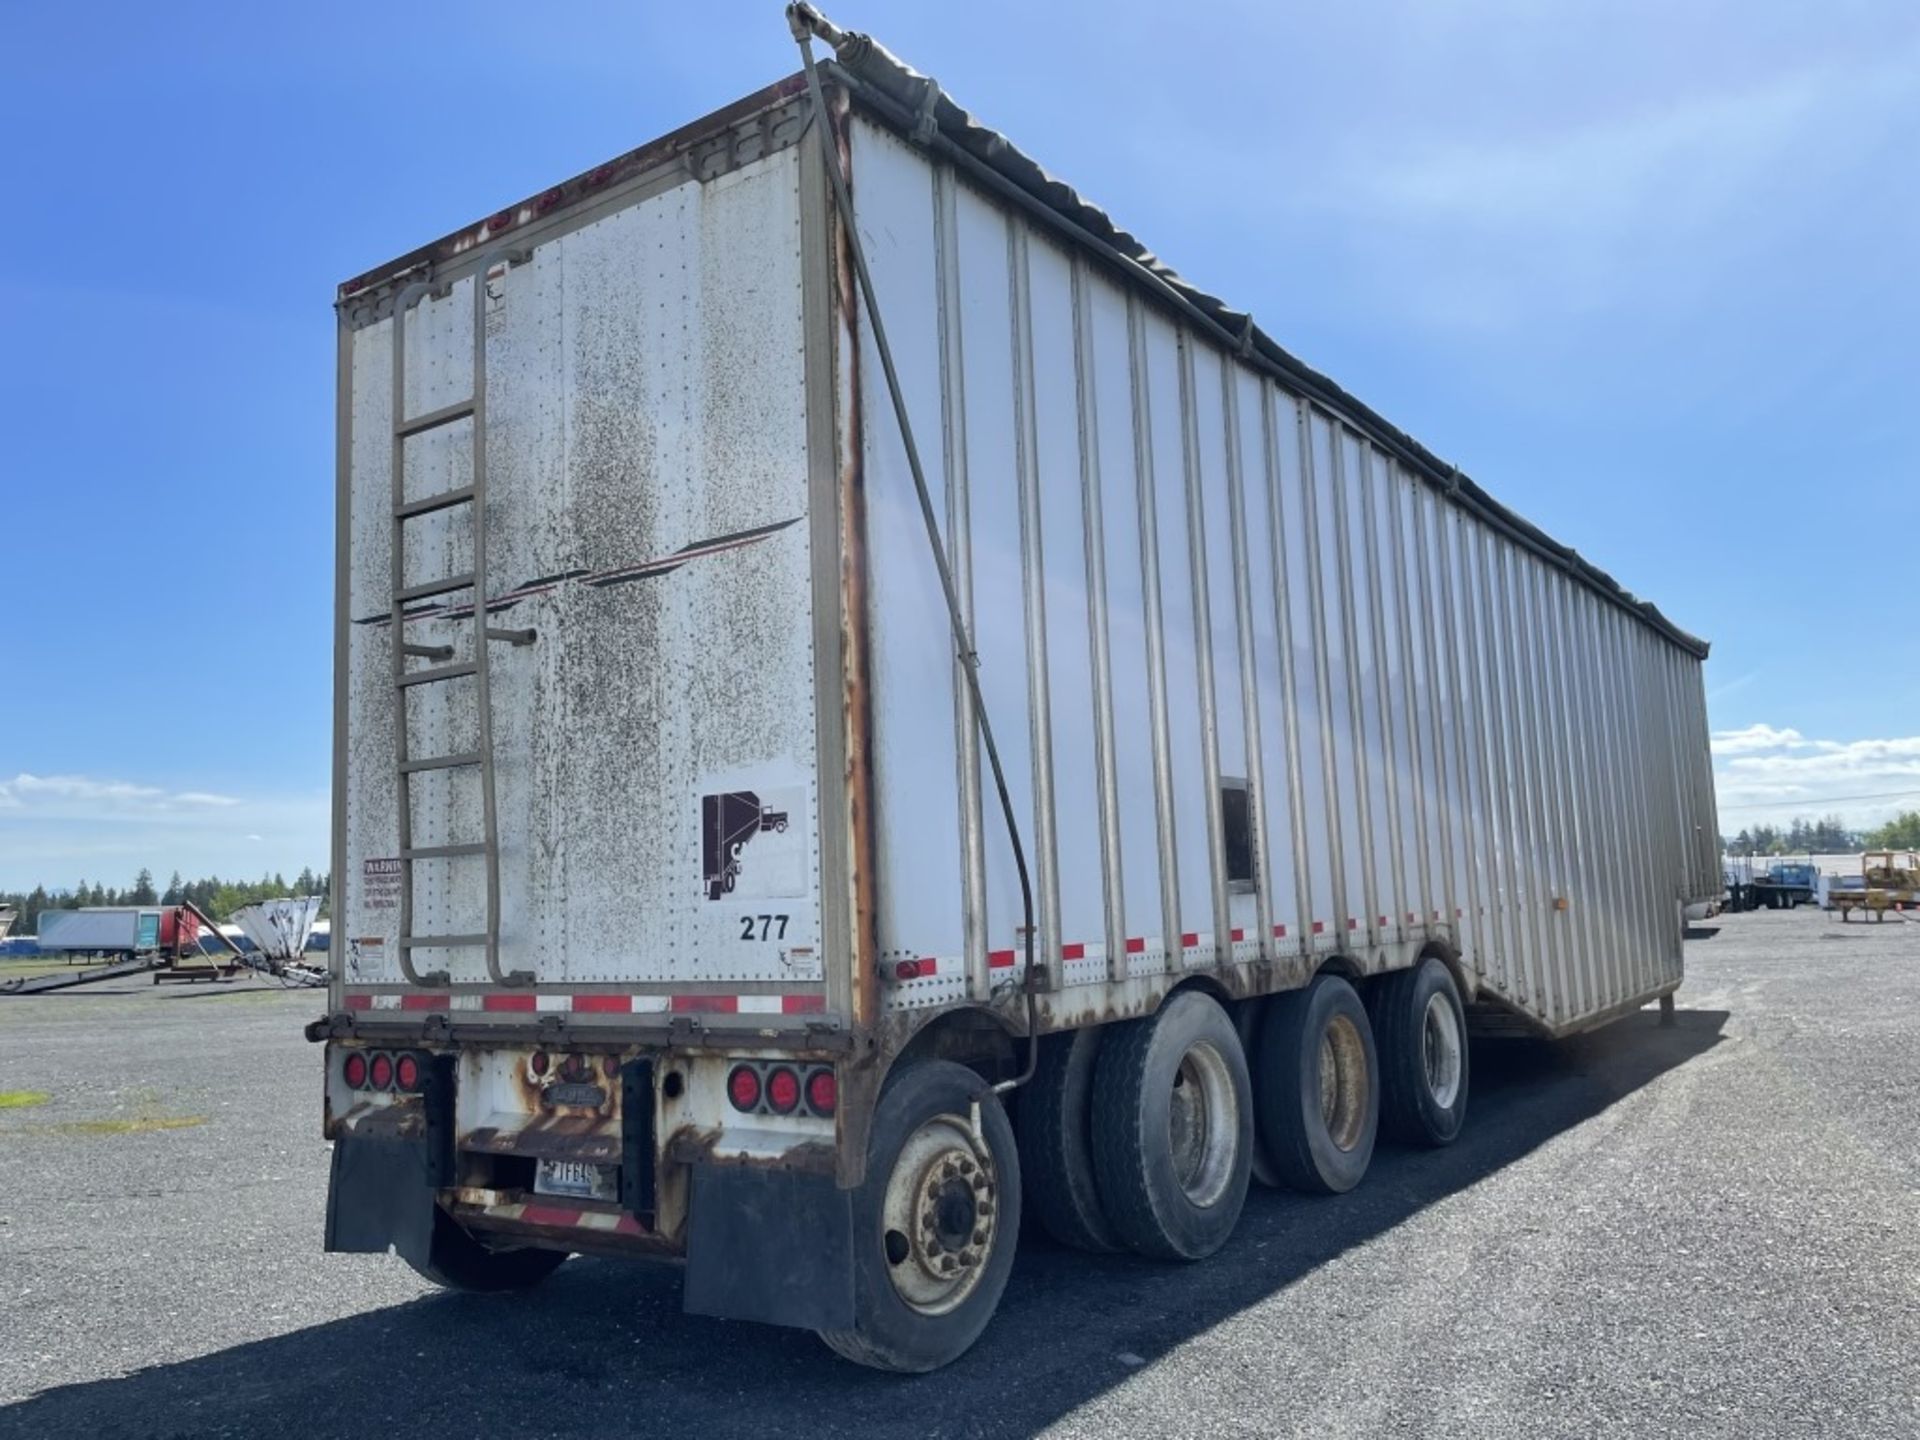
[
  {"left": 305, "top": 1008, "right": 853, "bottom": 1054},
  {"left": 322, "top": 1034, "right": 859, "bottom": 1329},
  {"left": 327, "top": 1134, "right": 857, "bottom": 1332}
]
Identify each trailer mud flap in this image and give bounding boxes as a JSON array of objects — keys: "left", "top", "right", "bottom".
[
  {"left": 325, "top": 1133, "right": 437, "bottom": 1267},
  {"left": 326, "top": 1062, "right": 453, "bottom": 1267},
  {"left": 683, "top": 1163, "right": 854, "bottom": 1331}
]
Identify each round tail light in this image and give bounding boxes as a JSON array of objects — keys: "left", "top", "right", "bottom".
[
  {"left": 727, "top": 1064, "right": 762, "bottom": 1112},
  {"left": 805, "top": 1067, "right": 837, "bottom": 1117},
  {"left": 342, "top": 1052, "right": 368, "bottom": 1089},
  {"left": 395, "top": 1053, "right": 421, "bottom": 1092},
  {"left": 765, "top": 1066, "right": 801, "bottom": 1115},
  {"left": 368, "top": 1052, "right": 394, "bottom": 1090},
  {"left": 530, "top": 1050, "right": 550, "bottom": 1077}
]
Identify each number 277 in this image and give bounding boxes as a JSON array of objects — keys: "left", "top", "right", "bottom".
[{"left": 739, "top": 914, "right": 790, "bottom": 941}]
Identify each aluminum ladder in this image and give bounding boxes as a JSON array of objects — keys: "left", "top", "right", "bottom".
[{"left": 388, "top": 254, "right": 533, "bottom": 988}]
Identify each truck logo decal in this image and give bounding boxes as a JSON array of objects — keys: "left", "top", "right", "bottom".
[
  {"left": 702, "top": 787, "right": 802, "bottom": 901},
  {"left": 351, "top": 516, "right": 799, "bottom": 625}
]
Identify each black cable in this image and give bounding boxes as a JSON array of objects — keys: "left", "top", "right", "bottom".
[{"left": 791, "top": 7, "right": 1040, "bottom": 1094}]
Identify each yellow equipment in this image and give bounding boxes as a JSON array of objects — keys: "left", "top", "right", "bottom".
[{"left": 1833, "top": 850, "right": 1920, "bottom": 922}]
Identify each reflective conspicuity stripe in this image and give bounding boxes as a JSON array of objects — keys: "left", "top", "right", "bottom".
[
  {"left": 341, "top": 991, "right": 828, "bottom": 1016},
  {"left": 481, "top": 1201, "right": 648, "bottom": 1236}
]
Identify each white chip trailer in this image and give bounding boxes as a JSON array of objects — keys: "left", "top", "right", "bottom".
[
  {"left": 315, "top": 8, "right": 1720, "bottom": 1372},
  {"left": 37, "top": 907, "right": 163, "bottom": 955}
]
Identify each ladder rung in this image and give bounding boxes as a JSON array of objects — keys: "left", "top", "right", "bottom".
[
  {"left": 397, "top": 573, "right": 475, "bottom": 603},
  {"left": 396, "top": 485, "right": 477, "bottom": 520},
  {"left": 486, "top": 627, "right": 537, "bottom": 646},
  {"left": 398, "top": 933, "right": 488, "bottom": 949},
  {"left": 401, "top": 642, "right": 454, "bottom": 661},
  {"left": 402, "top": 843, "right": 489, "bottom": 859},
  {"left": 395, "top": 400, "right": 475, "bottom": 439},
  {"left": 397, "top": 662, "right": 476, "bottom": 688},
  {"left": 400, "top": 751, "right": 482, "bottom": 774}
]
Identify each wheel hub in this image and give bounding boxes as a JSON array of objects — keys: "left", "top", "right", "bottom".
[
  {"left": 1421, "top": 990, "right": 1463, "bottom": 1109},
  {"left": 1167, "top": 1041, "right": 1238, "bottom": 1207},
  {"left": 1318, "top": 1013, "right": 1369, "bottom": 1151},
  {"left": 880, "top": 1115, "right": 997, "bottom": 1315}
]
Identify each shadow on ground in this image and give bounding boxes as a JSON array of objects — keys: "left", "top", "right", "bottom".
[{"left": 0, "top": 1008, "right": 1727, "bottom": 1440}]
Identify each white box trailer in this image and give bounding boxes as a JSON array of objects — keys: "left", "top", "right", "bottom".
[
  {"left": 315, "top": 8, "right": 1719, "bottom": 1371},
  {"left": 36, "top": 907, "right": 163, "bottom": 954}
]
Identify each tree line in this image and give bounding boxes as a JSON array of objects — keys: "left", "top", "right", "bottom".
[
  {"left": 1720, "top": 812, "right": 1920, "bottom": 857},
  {"left": 1, "top": 867, "right": 329, "bottom": 937}
]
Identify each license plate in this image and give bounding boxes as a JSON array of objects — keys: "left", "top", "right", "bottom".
[{"left": 534, "top": 1159, "right": 619, "bottom": 1202}]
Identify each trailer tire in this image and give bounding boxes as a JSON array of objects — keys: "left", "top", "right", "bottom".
[
  {"left": 1372, "top": 957, "right": 1469, "bottom": 1147},
  {"left": 1257, "top": 974, "right": 1378, "bottom": 1194},
  {"left": 1017, "top": 1029, "right": 1121, "bottom": 1252},
  {"left": 410, "top": 1209, "right": 568, "bottom": 1293},
  {"left": 819, "top": 1059, "right": 1020, "bottom": 1373},
  {"left": 1233, "top": 998, "right": 1284, "bottom": 1188},
  {"left": 1090, "top": 990, "right": 1252, "bottom": 1261}
]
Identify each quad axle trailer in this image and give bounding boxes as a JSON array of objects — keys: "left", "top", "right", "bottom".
[{"left": 314, "top": 7, "right": 1720, "bottom": 1372}]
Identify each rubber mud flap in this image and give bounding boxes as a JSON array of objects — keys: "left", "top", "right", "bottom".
[
  {"left": 683, "top": 1163, "right": 855, "bottom": 1331},
  {"left": 325, "top": 1132, "right": 437, "bottom": 1269}
]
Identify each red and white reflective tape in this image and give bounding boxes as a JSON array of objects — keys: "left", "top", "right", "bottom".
[
  {"left": 880, "top": 915, "right": 1438, "bottom": 983},
  {"left": 342, "top": 992, "right": 826, "bottom": 1016},
  {"left": 888, "top": 929, "right": 1321, "bottom": 984},
  {"left": 472, "top": 1200, "right": 648, "bottom": 1237}
]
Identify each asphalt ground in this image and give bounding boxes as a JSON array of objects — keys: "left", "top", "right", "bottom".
[{"left": 1, "top": 907, "right": 1915, "bottom": 1439}]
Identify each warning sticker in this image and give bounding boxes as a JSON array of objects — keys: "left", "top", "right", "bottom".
[
  {"left": 348, "top": 937, "right": 386, "bottom": 977},
  {"left": 363, "top": 857, "right": 401, "bottom": 911},
  {"left": 701, "top": 786, "right": 805, "bottom": 901}
]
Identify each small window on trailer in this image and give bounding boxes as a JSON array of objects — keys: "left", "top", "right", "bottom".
[{"left": 1221, "top": 779, "right": 1256, "bottom": 892}]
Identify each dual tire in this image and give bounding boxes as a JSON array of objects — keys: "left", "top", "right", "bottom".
[{"left": 825, "top": 957, "right": 1469, "bottom": 1371}]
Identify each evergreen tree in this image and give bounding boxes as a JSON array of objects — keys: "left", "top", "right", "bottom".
[
  {"left": 130, "top": 868, "right": 158, "bottom": 905},
  {"left": 1865, "top": 811, "right": 1920, "bottom": 851}
]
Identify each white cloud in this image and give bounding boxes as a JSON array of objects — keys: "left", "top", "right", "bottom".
[
  {"left": 0, "top": 773, "right": 239, "bottom": 814},
  {"left": 1713, "top": 726, "right": 1920, "bottom": 829},
  {"left": 0, "top": 772, "right": 325, "bottom": 891},
  {"left": 1710, "top": 724, "right": 1811, "bottom": 755}
]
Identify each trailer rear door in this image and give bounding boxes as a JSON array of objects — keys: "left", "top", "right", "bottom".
[{"left": 336, "top": 140, "right": 833, "bottom": 1023}]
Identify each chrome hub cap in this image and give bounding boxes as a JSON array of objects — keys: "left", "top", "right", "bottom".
[
  {"left": 1422, "top": 991, "right": 1463, "bottom": 1109},
  {"left": 880, "top": 1114, "right": 997, "bottom": 1315}
]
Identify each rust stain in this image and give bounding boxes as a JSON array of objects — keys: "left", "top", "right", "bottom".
[
  {"left": 831, "top": 80, "right": 880, "bottom": 1045},
  {"left": 338, "top": 75, "right": 810, "bottom": 302}
]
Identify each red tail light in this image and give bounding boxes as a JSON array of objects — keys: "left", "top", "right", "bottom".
[
  {"left": 727, "top": 1064, "right": 762, "bottom": 1112},
  {"left": 342, "top": 1052, "right": 368, "bottom": 1089},
  {"left": 765, "top": 1066, "right": 800, "bottom": 1115},
  {"left": 369, "top": 1052, "right": 394, "bottom": 1090},
  {"left": 394, "top": 1053, "right": 421, "bottom": 1092},
  {"left": 805, "top": 1067, "right": 837, "bottom": 1116},
  {"left": 530, "top": 1050, "right": 550, "bottom": 1077}
]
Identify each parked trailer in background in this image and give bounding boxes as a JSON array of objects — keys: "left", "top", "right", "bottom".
[
  {"left": 36, "top": 907, "right": 165, "bottom": 955},
  {"left": 313, "top": 8, "right": 1720, "bottom": 1372}
]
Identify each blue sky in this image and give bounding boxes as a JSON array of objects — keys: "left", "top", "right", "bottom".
[{"left": 0, "top": 0, "right": 1914, "bottom": 890}]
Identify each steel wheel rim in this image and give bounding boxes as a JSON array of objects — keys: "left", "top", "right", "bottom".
[
  {"left": 1166, "top": 1039, "right": 1239, "bottom": 1207},
  {"left": 1422, "top": 990, "right": 1463, "bottom": 1109},
  {"left": 879, "top": 1113, "right": 997, "bottom": 1316},
  {"left": 1317, "top": 1013, "right": 1368, "bottom": 1151}
]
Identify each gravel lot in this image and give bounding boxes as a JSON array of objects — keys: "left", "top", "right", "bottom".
[{"left": 2, "top": 908, "right": 1916, "bottom": 1439}]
